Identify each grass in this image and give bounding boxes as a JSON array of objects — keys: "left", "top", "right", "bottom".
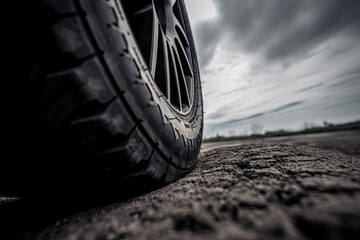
[{"left": 203, "top": 120, "right": 360, "bottom": 143}]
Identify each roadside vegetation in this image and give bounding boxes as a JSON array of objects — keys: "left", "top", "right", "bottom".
[{"left": 203, "top": 120, "right": 360, "bottom": 143}]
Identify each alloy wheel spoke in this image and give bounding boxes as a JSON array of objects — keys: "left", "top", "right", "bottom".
[
  {"left": 174, "top": 18, "right": 189, "bottom": 47},
  {"left": 168, "top": 46, "right": 182, "bottom": 111},
  {"left": 173, "top": 47, "right": 190, "bottom": 106},
  {"left": 163, "top": 37, "right": 171, "bottom": 100},
  {"left": 174, "top": 38, "right": 192, "bottom": 77},
  {"left": 134, "top": 3, "right": 153, "bottom": 15},
  {"left": 150, "top": 16, "right": 160, "bottom": 77},
  {"left": 170, "top": 0, "right": 177, "bottom": 7}
]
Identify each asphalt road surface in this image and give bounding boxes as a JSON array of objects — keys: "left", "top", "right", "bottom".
[{"left": 1, "top": 130, "right": 360, "bottom": 239}]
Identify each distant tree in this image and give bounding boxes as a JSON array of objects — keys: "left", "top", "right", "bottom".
[
  {"left": 228, "top": 130, "right": 236, "bottom": 136},
  {"left": 251, "top": 124, "right": 263, "bottom": 134},
  {"left": 304, "top": 121, "right": 319, "bottom": 130},
  {"left": 323, "top": 121, "right": 333, "bottom": 127},
  {"left": 304, "top": 121, "right": 314, "bottom": 129}
]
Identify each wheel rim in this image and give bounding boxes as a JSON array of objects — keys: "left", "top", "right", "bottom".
[{"left": 121, "top": 0, "right": 194, "bottom": 114}]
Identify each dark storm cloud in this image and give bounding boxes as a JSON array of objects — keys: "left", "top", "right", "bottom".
[
  {"left": 223, "top": 113, "right": 265, "bottom": 125},
  {"left": 297, "top": 83, "right": 323, "bottom": 93},
  {"left": 327, "top": 69, "right": 360, "bottom": 89},
  {"left": 195, "top": 0, "right": 360, "bottom": 68},
  {"left": 268, "top": 101, "right": 304, "bottom": 114},
  {"left": 195, "top": 18, "right": 222, "bottom": 67}
]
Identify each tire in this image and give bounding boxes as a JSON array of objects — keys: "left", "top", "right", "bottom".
[{"left": 2, "top": 0, "right": 203, "bottom": 196}]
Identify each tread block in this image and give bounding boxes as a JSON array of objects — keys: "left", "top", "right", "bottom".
[
  {"left": 46, "top": 57, "right": 142, "bottom": 131},
  {"left": 46, "top": 58, "right": 117, "bottom": 104},
  {"left": 79, "top": 0, "right": 127, "bottom": 54},
  {"left": 51, "top": 17, "right": 93, "bottom": 59},
  {"left": 98, "top": 128, "right": 152, "bottom": 166},
  {"left": 186, "top": 139, "right": 196, "bottom": 169},
  {"left": 46, "top": 89, "right": 88, "bottom": 128},
  {"left": 147, "top": 151, "right": 168, "bottom": 181},
  {"left": 45, "top": 69, "right": 85, "bottom": 107},
  {"left": 165, "top": 165, "right": 179, "bottom": 184},
  {"left": 100, "top": 100, "right": 134, "bottom": 136},
  {"left": 121, "top": 80, "right": 154, "bottom": 118},
  {"left": 42, "top": 0, "right": 76, "bottom": 14},
  {"left": 125, "top": 129, "right": 153, "bottom": 166},
  {"left": 70, "top": 99, "right": 135, "bottom": 147},
  {"left": 80, "top": 0, "right": 118, "bottom": 27}
]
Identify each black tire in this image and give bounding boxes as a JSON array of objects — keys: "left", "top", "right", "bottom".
[{"left": 2, "top": 0, "right": 203, "bottom": 196}]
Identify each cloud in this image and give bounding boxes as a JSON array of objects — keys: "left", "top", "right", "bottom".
[
  {"left": 194, "top": 19, "right": 222, "bottom": 67},
  {"left": 268, "top": 101, "right": 304, "bottom": 114},
  {"left": 190, "top": 0, "right": 360, "bottom": 137},
  {"left": 223, "top": 113, "right": 265, "bottom": 125},
  {"left": 195, "top": 0, "right": 360, "bottom": 68},
  {"left": 297, "top": 83, "right": 323, "bottom": 93}
]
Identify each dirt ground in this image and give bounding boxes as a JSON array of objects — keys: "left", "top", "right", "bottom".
[
  {"left": 35, "top": 146, "right": 360, "bottom": 239},
  {"left": 1, "top": 130, "right": 360, "bottom": 239}
]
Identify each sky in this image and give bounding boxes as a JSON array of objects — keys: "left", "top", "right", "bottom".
[{"left": 184, "top": 0, "right": 360, "bottom": 137}]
